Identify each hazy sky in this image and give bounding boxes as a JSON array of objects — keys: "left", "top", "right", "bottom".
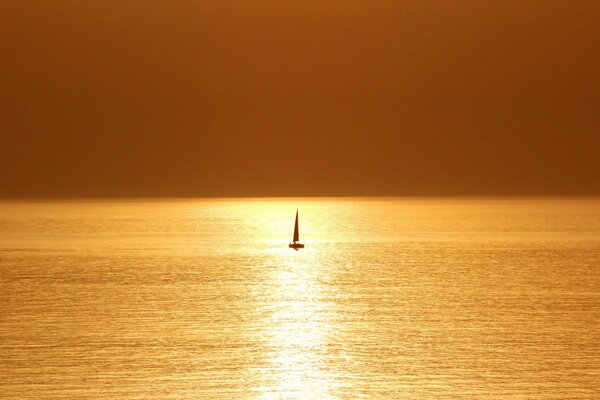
[{"left": 1, "top": 1, "right": 598, "bottom": 197}]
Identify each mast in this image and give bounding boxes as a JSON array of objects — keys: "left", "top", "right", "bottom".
[{"left": 293, "top": 210, "right": 299, "bottom": 243}]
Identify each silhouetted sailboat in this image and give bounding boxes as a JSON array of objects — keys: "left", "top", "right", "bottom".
[{"left": 289, "top": 210, "right": 305, "bottom": 250}]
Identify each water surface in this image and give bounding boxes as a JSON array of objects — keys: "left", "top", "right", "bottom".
[{"left": 1, "top": 198, "right": 599, "bottom": 399}]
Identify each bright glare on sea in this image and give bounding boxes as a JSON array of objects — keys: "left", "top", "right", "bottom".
[{"left": 1, "top": 197, "right": 599, "bottom": 399}]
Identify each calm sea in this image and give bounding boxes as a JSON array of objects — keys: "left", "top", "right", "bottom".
[{"left": 1, "top": 198, "right": 599, "bottom": 399}]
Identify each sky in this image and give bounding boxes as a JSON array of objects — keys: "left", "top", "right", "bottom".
[{"left": 1, "top": 1, "right": 599, "bottom": 198}]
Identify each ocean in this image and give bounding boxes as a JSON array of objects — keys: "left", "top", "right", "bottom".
[{"left": 1, "top": 197, "right": 599, "bottom": 399}]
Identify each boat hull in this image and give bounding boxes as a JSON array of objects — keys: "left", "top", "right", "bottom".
[{"left": 289, "top": 243, "right": 305, "bottom": 250}]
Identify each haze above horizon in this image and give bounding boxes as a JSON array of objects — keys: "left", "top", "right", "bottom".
[{"left": 1, "top": 1, "right": 598, "bottom": 198}]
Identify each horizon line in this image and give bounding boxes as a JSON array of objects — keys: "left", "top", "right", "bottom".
[{"left": 1, "top": 194, "right": 599, "bottom": 203}]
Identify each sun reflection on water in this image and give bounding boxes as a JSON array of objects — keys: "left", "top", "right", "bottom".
[{"left": 255, "top": 250, "right": 340, "bottom": 400}]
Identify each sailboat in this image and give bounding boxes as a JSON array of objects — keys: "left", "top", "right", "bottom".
[{"left": 288, "top": 209, "right": 305, "bottom": 250}]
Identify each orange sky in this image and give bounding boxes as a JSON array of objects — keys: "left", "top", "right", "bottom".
[{"left": 1, "top": 1, "right": 598, "bottom": 197}]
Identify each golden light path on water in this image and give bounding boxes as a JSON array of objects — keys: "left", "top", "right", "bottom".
[
  {"left": 258, "top": 252, "right": 339, "bottom": 399},
  {"left": 223, "top": 200, "right": 346, "bottom": 399}
]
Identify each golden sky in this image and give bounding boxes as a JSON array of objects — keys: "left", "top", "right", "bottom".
[{"left": 1, "top": 1, "right": 598, "bottom": 197}]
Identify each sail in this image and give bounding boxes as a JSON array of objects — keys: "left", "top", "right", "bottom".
[{"left": 293, "top": 210, "right": 299, "bottom": 242}]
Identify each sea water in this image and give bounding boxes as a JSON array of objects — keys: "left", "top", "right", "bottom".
[{"left": 1, "top": 198, "right": 599, "bottom": 399}]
